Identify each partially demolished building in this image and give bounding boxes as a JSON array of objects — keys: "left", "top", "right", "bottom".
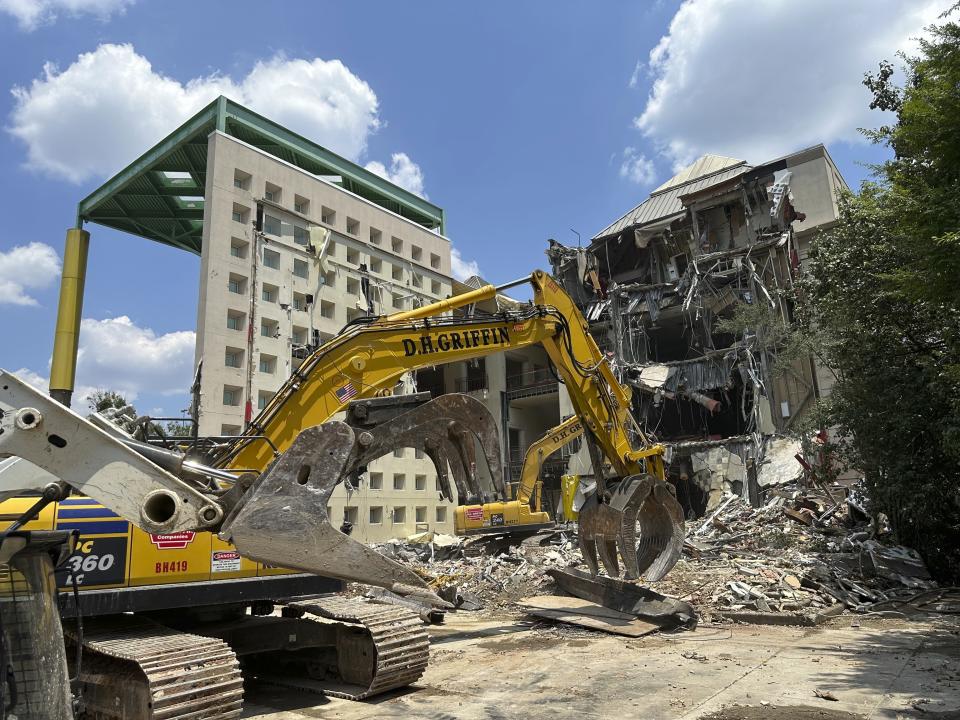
[{"left": 549, "top": 146, "right": 847, "bottom": 514}]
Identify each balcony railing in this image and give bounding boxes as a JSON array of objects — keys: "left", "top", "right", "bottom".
[{"left": 505, "top": 368, "right": 557, "bottom": 399}]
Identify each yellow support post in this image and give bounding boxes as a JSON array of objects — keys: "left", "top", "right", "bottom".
[{"left": 49, "top": 227, "right": 90, "bottom": 407}]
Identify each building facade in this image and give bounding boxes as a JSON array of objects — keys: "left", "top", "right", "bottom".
[{"left": 195, "top": 129, "right": 457, "bottom": 540}]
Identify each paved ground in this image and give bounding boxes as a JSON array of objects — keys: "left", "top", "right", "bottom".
[{"left": 242, "top": 613, "right": 960, "bottom": 720}]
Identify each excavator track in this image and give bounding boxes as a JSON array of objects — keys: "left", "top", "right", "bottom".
[
  {"left": 260, "top": 595, "right": 430, "bottom": 700},
  {"left": 66, "top": 616, "right": 243, "bottom": 720},
  {"left": 244, "top": 596, "right": 430, "bottom": 700}
]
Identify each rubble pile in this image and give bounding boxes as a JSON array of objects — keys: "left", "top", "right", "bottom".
[
  {"left": 370, "top": 531, "right": 583, "bottom": 612},
  {"left": 359, "top": 486, "right": 949, "bottom": 626},
  {"left": 648, "top": 487, "right": 941, "bottom": 621}
]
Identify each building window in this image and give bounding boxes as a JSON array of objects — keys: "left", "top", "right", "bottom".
[
  {"left": 257, "top": 391, "right": 273, "bottom": 410},
  {"left": 392, "top": 506, "right": 406, "bottom": 524},
  {"left": 325, "top": 240, "right": 337, "bottom": 258},
  {"left": 320, "top": 300, "right": 335, "bottom": 319},
  {"left": 393, "top": 473, "right": 405, "bottom": 489},
  {"left": 392, "top": 293, "right": 405, "bottom": 310},
  {"left": 260, "top": 319, "right": 278, "bottom": 338},
  {"left": 293, "top": 225, "right": 309, "bottom": 245},
  {"left": 223, "top": 386, "right": 241, "bottom": 406},
  {"left": 415, "top": 448, "right": 425, "bottom": 459},
  {"left": 293, "top": 258, "right": 309, "bottom": 279},
  {"left": 224, "top": 348, "right": 243, "bottom": 368},
  {"left": 323, "top": 270, "right": 336, "bottom": 287},
  {"left": 391, "top": 236, "right": 403, "bottom": 254},
  {"left": 370, "top": 227, "right": 382, "bottom": 245},
  {"left": 228, "top": 274, "right": 246, "bottom": 294},
  {"left": 436, "top": 506, "right": 447, "bottom": 523},
  {"left": 264, "top": 182, "right": 281, "bottom": 204},
  {"left": 259, "top": 354, "right": 276, "bottom": 374},
  {"left": 292, "top": 292, "right": 307, "bottom": 311},
  {"left": 321, "top": 206, "right": 336, "bottom": 225},
  {"left": 346, "top": 307, "right": 364, "bottom": 322},
  {"left": 226, "top": 311, "right": 245, "bottom": 331},
  {"left": 393, "top": 448, "right": 404, "bottom": 459},
  {"left": 369, "top": 472, "right": 383, "bottom": 489},
  {"left": 232, "top": 203, "right": 249, "bottom": 224},
  {"left": 221, "top": 423, "right": 241, "bottom": 436},
  {"left": 262, "top": 249, "right": 280, "bottom": 270},
  {"left": 411, "top": 245, "right": 423, "bottom": 262},
  {"left": 412, "top": 273, "right": 423, "bottom": 289},
  {"left": 292, "top": 326, "right": 307, "bottom": 344},
  {"left": 346, "top": 277, "right": 360, "bottom": 296},
  {"left": 415, "top": 506, "right": 427, "bottom": 523},
  {"left": 415, "top": 474, "right": 427, "bottom": 491},
  {"left": 261, "top": 284, "right": 277, "bottom": 303},
  {"left": 343, "top": 506, "right": 358, "bottom": 524},
  {"left": 430, "top": 252, "right": 441, "bottom": 270},
  {"left": 369, "top": 506, "right": 383, "bottom": 524},
  {"left": 230, "top": 238, "right": 248, "bottom": 258},
  {"left": 263, "top": 215, "right": 282, "bottom": 237},
  {"left": 294, "top": 195, "right": 309, "bottom": 214},
  {"left": 391, "top": 264, "right": 403, "bottom": 281},
  {"left": 346, "top": 247, "right": 360, "bottom": 265},
  {"left": 346, "top": 217, "right": 360, "bottom": 236},
  {"left": 431, "top": 279, "right": 442, "bottom": 295},
  {"left": 233, "top": 170, "right": 250, "bottom": 190},
  {"left": 370, "top": 257, "right": 382, "bottom": 274}
]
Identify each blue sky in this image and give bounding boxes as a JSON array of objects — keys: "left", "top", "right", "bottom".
[{"left": 0, "top": 0, "right": 946, "bottom": 416}]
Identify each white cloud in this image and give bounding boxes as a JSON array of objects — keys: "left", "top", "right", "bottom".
[
  {"left": 450, "top": 247, "right": 481, "bottom": 282},
  {"left": 365, "top": 152, "right": 427, "bottom": 197},
  {"left": 628, "top": 60, "right": 643, "bottom": 89},
  {"left": 634, "top": 0, "right": 945, "bottom": 169},
  {"left": 9, "top": 44, "right": 382, "bottom": 183},
  {"left": 619, "top": 147, "right": 657, "bottom": 185},
  {"left": 0, "top": 242, "right": 60, "bottom": 306},
  {"left": 0, "top": 0, "right": 133, "bottom": 31},
  {"left": 75, "top": 316, "right": 195, "bottom": 399}
]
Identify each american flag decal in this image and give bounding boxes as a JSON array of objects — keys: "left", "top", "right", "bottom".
[{"left": 335, "top": 382, "right": 358, "bottom": 404}]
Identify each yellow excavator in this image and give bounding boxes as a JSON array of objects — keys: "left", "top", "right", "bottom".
[
  {"left": 455, "top": 414, "right": 584, "bottom": 535},
  {"left": 0, "top": 269, "right": 684, "bottom": 719}
]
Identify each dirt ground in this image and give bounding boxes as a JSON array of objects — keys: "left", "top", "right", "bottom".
[{"left": 239, "top": 611, "right": 960, "bottom": 720}]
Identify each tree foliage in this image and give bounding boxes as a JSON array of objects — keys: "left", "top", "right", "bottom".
[{"left": 805, "top": 15, "right": 960, "bottom": 580}]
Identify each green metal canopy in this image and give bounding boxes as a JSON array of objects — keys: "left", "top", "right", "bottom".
[{"left": 77, "top": 96, "right": 445, "bottom": 254}]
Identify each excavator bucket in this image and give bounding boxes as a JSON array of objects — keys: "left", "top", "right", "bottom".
[
  {"left": 221, "top": 393, "right": 504, "bottom": 605},
  {"left": 577, "top": 474, "right": 685, "bottom": 582}
]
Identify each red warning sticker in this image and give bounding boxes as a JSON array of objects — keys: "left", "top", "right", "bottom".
[{"left": 465, "top": 507, "right": 483, "bottom": 521}]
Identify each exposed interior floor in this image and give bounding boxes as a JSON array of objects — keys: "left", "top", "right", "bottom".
[{"left": 241, "top": 613, "right": 960, "bottom": 720}]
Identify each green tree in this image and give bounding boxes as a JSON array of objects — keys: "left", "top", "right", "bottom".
[
  {"left": 804, "top": 11, "right": 960, "bottom": 579},
  {"left": 87, "top": 389, "right": 132, "bottom": 414}
]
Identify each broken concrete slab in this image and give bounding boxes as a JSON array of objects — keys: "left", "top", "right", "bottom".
[
  {"left": 517, "top": 595, "right": 661, "bottom": 637},
  {"left": 547, "top": 568, "right": 696, "bottom": 629}
]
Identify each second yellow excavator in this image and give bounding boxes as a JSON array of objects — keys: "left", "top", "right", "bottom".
[{"left": 454, "top": 414, "right": 584, "bottom": 536}]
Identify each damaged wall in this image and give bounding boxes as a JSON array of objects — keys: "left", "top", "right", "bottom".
[{"left": 548, "top": 145, "right": 847, "bottom": 514}]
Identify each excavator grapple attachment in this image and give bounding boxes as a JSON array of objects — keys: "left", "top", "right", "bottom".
[
  {"left": 222, "top": 393, "right": 505, "bottom": 605},
  {"left": 577, "top": 474, "right": 685, "bottom": 582}
]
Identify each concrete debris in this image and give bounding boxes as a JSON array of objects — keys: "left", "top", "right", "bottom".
[
  {"left": 354, "top": 480, "right": 943, "bottom": 631},
  {"left": 649, "top": 484, "right": 940, "bottom": 622}
]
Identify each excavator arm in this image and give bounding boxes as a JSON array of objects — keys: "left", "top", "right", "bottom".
[{"left": 0, "top": 269, "right": 684, "bottom": 605}]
